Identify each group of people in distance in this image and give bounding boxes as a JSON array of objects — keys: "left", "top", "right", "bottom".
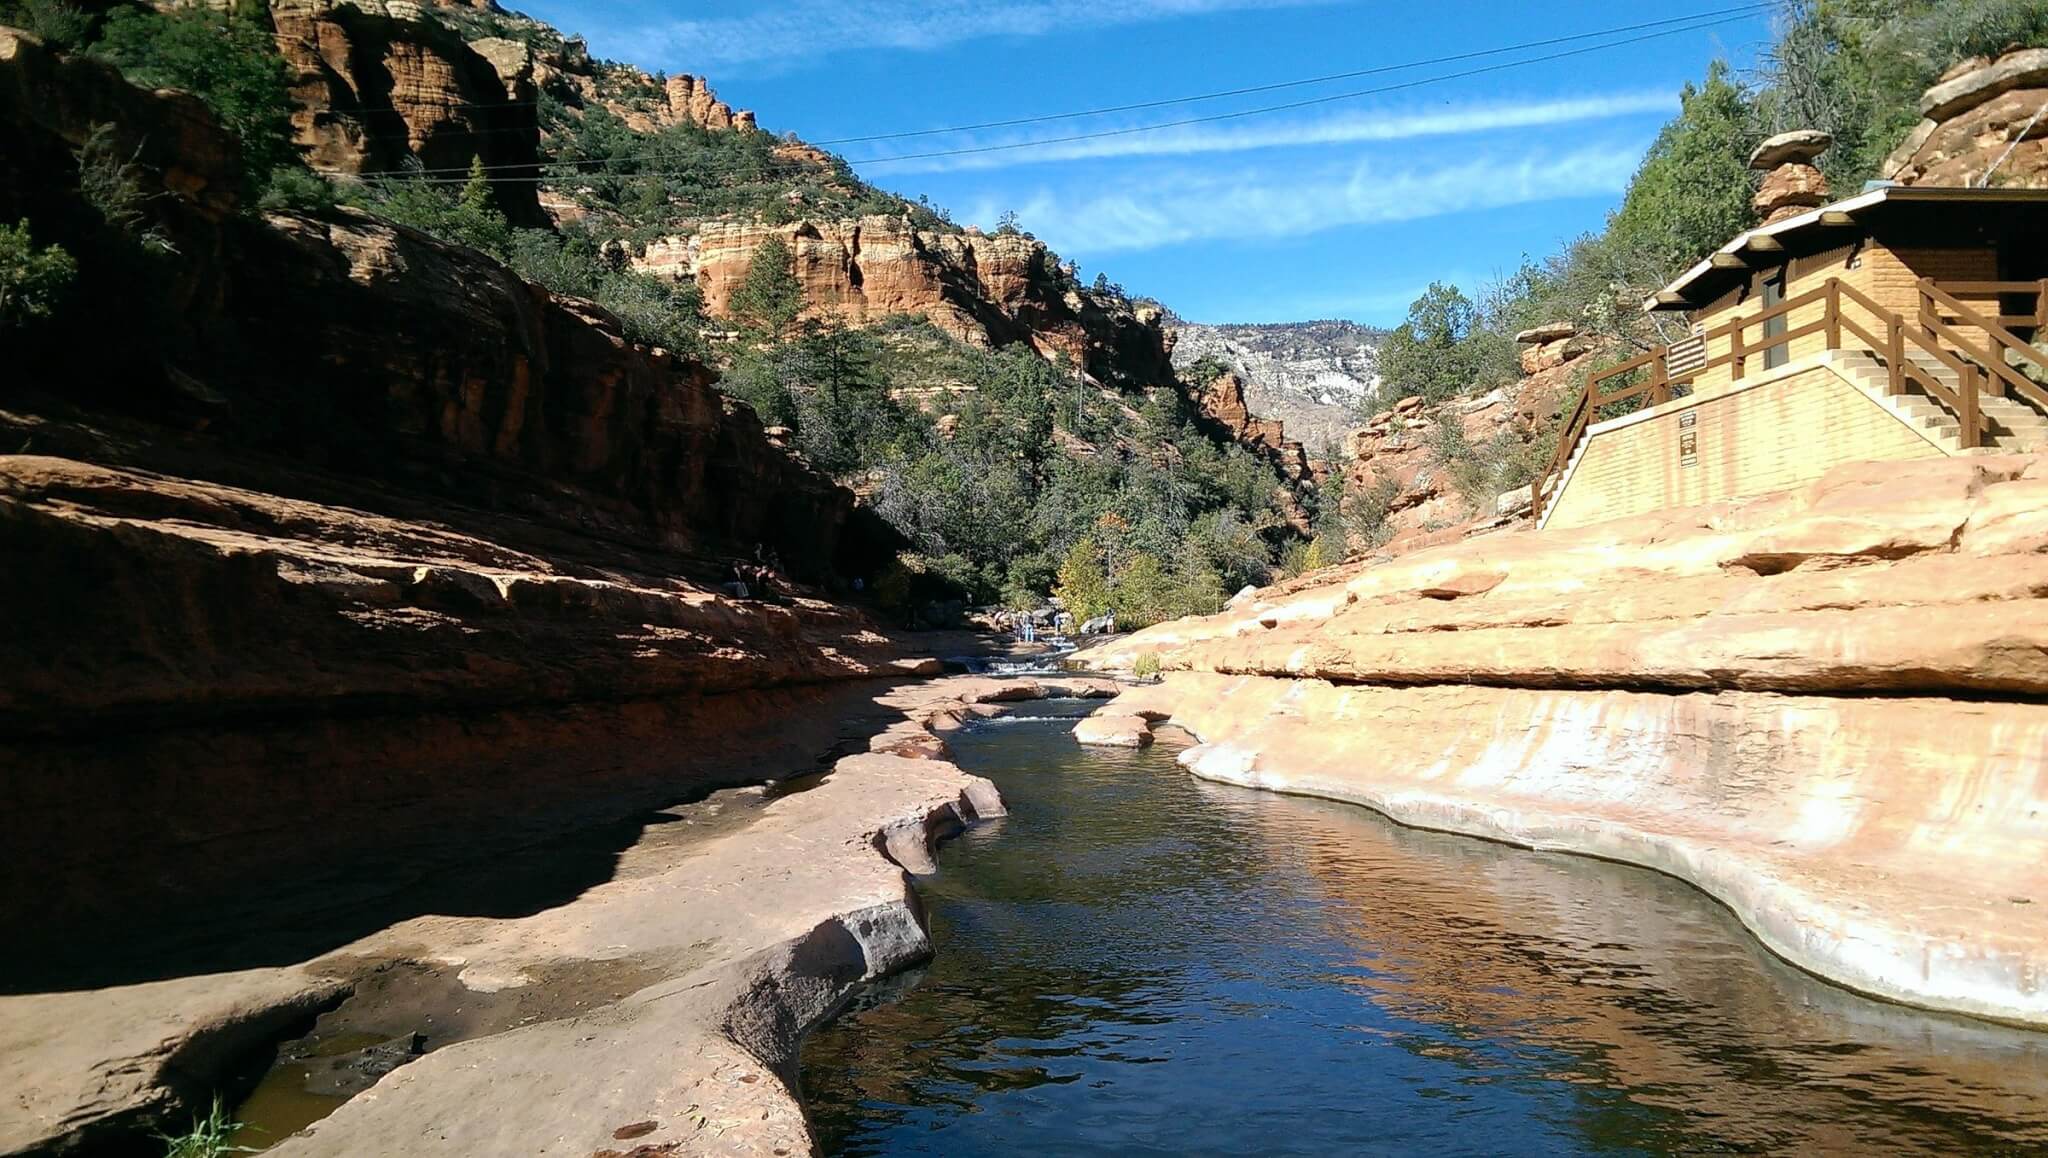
[{"left": 725, "top": 544, "right": 783, "bottom": 601}]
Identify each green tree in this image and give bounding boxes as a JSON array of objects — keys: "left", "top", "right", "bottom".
[
  {"left": 1112, "top": 551, "right": 1174, "bottom": 628},
  {"left": 367, "top": 159, "right": 514, "bottom": 260},
  {"left": 1375, "top": 282, "right": 1489, "bottom": 405},
  {"left": 0, "top": 219, "right": 77, "bottom": 326},
  {"left": 0, "top": 0, "right": 92, "bottom": 49},
  {"left": 726, "top": 236, "right": 802, "bottom": 337},
  {"left": 1608, "top": 61, "right": 1760, "bottom": 281},
  {"left": 91, "top": 6, "right": 298, "bottom": 200},
  {"left": 1053, "top": 536, "right": 1112, "bottom": 623}
]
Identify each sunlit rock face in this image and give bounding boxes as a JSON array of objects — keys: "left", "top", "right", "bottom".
[
  {"left": 1167, "top": 317, "right": 1383, "bottom": 453},
  {"left": 1888, "top": 48, "right": 2048, "bottom": 188},
  {"left": 1078, "top": 453, "right": 2048, "bottom": 1027}
]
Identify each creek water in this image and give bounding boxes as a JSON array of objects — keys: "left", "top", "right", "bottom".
[{"left": 800, "top": 702, "right": 2048, "bottom": 1155}]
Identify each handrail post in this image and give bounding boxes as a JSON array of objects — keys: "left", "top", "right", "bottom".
[
  {"left": 1730, "top": 319, "right": 1745, "bottom": 382},
  {"left": 1825, "top": 278, "right": 1841, "bottom": 351},
  {"left": 1887, "top": 314, "right": 1903, "bottom": 396},
  {"left": 2036, "top": 279, "right": 2048, "bottom": 333},
  {"left": 1650, "top": 354, "right": 1669, "bottom": 406},
  {"left": 1961, "top": 364, "right": 1981, "bottom": 450}
]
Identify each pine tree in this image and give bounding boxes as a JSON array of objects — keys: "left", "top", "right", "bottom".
[{"left": 727, "top": 236, "right": 802, "bottom": 338}]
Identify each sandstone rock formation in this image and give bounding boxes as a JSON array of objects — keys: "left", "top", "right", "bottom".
[
  {"left": 1168, "top": 316, "right": 1384, "bottom": 451},
  {"left": 1072, "top": 713, "right": 1153, "bottom": 747},
  {"left": 1077, "top": 453, "right": 2048, "bottom": 1027},
  {"left": 1887, "top": 47, "right": 2048, "bottom": 187},
  {"left": 1339, "top": 338, "right": 1592, "bottom": 557},
  {"left": 663, "top": 72, "right": 754, "bottom": 133},
  {"left": 1749, "top": 129, "right": 1832, "bottom": 224},
  {"left": 0, "top": 32, "right": 1111, "bottom": 1154},
  {"left": 266, "top": 0, "right": 546, "bottom": 224},
  {"left": 668, "top": 217, "right": 1181, "bottom": 387},
  {"left": 0, "top": 18, "right": 910, "bottom": 946},
  {"left": 1192, "top": 368, "right": 1312, "bottom": 484}
]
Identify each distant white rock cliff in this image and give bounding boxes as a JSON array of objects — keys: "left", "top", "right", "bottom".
[{"left": 1165, "top": 316, "right": 1385, "bottom": 454}]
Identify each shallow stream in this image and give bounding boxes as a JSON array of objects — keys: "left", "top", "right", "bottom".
[{"left": 800, "top": 702, "right": 2048, "bottom": 1155}]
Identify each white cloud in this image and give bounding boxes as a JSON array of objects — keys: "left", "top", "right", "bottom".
[
  {"left": 862, "top": 91, "right": 1676, "bottom": 172},
  {"left": 640, "top": 0, "right": 1338, "bottom": 72},
  {"left": 981, "top": 142, "right": 1647, "bottom": 255}
]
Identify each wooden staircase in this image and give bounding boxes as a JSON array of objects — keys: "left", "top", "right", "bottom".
[
  {"left": 1533, "top": 275, "right": 2048, "bottom": 523},
  {"left": 1833, "top": 350, "right": 2048, "bottom": 454}
]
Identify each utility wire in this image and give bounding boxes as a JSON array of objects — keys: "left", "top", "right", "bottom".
[
  {"left": 812, "top": 3, "right": 1771, "bottom": 145},
  {"left": 391, "top": 8, "right": 1760, "bottom": 185},
  {"left": 381, "top": 4, "right": 1767, "bottom": 181}
]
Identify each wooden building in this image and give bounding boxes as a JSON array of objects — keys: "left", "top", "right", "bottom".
[{"left": 1535, "top": 185, "right": 2048, "bottom": 530}]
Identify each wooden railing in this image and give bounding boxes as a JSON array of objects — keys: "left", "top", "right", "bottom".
[{"left": 1530, "top": 276, "right": 2048, "bottom": 524}]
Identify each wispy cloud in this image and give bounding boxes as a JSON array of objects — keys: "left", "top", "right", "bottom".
[
  {"left": 860, "top": 90, "right": 1676, "bottom": 172},
  {"left": 980, "top": 142, "right": 1647, "bottom": 254},
  {"left": 638, "top": 0, "right": 1338, "bottom": 72}
]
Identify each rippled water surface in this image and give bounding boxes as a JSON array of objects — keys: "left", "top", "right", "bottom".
[{"left": 800, "top": 704, "right": 2048, "bottom": 1155}]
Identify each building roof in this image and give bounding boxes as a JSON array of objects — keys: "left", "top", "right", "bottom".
[{"left": 1644, "top": 185, "right": 2048, "bottom": 312}]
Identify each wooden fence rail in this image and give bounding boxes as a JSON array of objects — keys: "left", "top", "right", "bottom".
[{"left": 1530, "top": 276, "right": 2047, "bottom": 524}]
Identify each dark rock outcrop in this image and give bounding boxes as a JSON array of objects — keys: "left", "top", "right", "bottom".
[{"left": 0, "top": 25, "right": 910, "bottom": 952}]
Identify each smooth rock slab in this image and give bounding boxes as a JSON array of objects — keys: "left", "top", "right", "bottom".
[{"left": 1073, "top": 714, "right": 1154, "bottom": 747}]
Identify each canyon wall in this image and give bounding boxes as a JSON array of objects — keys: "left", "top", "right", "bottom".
[
  {"left": 1080, "top": 453, "right": 2048, "bottom": 1026},
  {"left": 1169, "top": 316, "right": 1383, "bottom": 452},
  {"left": 0, "top": 26, "right": 909, "bottom": 950},
  {"left": 265, "top": 0, "right": 547, "bottom": 224},
  {"left": 646, "top": 217, "right": 1183, "bottom": 386}
]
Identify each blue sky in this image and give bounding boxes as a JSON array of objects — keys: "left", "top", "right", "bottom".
[{"left": 516, "top": 1, "right": 1777, "bottom": 325}]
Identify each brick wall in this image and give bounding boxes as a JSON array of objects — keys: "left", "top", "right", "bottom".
[{"left": 1544, "top": 363, "right": 1945, "bottom": 531}]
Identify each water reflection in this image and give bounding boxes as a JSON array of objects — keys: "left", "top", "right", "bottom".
[{"left": 801, "top": 711, "right": 2048, "bottom": 1155}]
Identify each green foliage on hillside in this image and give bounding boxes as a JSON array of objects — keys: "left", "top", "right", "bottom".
[
  {"left": 726, "top": 238, "right": 803, "bottom": 338},
  {"left": 1359, "top": 0, "right": 2048, "bottom": 525},
  {"left": 1765, "top": 0, "right": 2048, "bottom": 187},
  {"left": 88, "top": 5, "right": 299, "bottom": 202},
  {"left": 1609, "top": 61, "right": 1761, "bottom": 282},
  {"left": 370, "top": 158, "right": 515, "bottom": 257},
  {"left": 0, "top": 219, "right": 76, "bottom": 326},
  {"left": 537, "top": 96, "right": 942, "bottom": 233},
  {"left": 715, "top": 312, "right": 1290, "bottom": 615},
  {"left": 0, "top": 0, "right": 91, "bottom": 47},
  {"left": 1370, "top": 283, "right": 1516, "bottom": 412}
]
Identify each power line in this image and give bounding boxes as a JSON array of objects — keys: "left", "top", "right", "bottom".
[
  {"left": 380, "top": 2, "right": 1761, "bottom": 180},
  {"left": 389, "top": 8, "right": 1761, "bottom": 185},
  {"left": 811, "top": 3, "right": 1771, "bottom": 145},
  {"left": 850, "top": 12, "right": 1763, "bottom": 168}
]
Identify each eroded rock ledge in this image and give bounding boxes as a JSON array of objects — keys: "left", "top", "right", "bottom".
[
  {"left": 0, "top": 675, "right": 1118, "bottom": 1156},
  {"left": 1077, "top": 455, "right": 2048, "bottom": 1027}
]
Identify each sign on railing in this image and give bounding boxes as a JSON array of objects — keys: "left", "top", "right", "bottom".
[{"left": 1665, "top": 332, "right": 1707, "bottom": 378}]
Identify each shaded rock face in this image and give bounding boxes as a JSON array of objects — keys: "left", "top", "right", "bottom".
[
  {"left": 1081, "top": 453, "right": 2048, "bottom": 1026},
  {"left": 1888, "top": 48, "right": 2048, "bottom": 187},
  {"left": 671, "top": 217, "right": 1180, "bottom": 387},
  {"left": 1, "top": 26, "right": 883, "bottom": 580},
  {"left": 0, "top": 24, "right": 910, "bottom": 943},
  {"left": 1168, "top": 318, "right": 1384, "bottom": 452},
  {"left": 266, "top": 0, "right": 546, "bottom": 225}
]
